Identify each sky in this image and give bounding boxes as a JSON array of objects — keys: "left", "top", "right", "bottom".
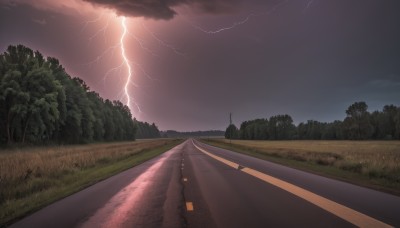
[{"left": 1, "top": 0, "right": 400, "bottom": 131}]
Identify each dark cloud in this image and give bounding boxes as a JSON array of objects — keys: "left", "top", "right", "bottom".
[{"left": 83, "top": 0, "right": 240, "bottom": 20}]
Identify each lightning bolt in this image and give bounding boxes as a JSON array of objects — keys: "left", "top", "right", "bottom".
[
  {"left": 81, "top": 12, "right": 105, "bottom": 34},
  {"left": 80, "top": 0, "right": 290, "bottom": 116},
  {"left": 88, "top": 14, "right": 112, "bottom": 42},
  {"left": 188, "top": 0, "right": 288, "bottom": 34},
  {"left": 141, "top": 23, "right": 187, "bottom": 57},
  {"left": 189, "top": 13, "right": 254, "bottom": 34},
  {"left": 81, "top": 14, "right": 144, "bottom": 114},
  {"left": 75, "top": 1, "right": 307, "bottom": 125},
  {"left": 120, "top": 16, "right": 132, "bottom": 110}
]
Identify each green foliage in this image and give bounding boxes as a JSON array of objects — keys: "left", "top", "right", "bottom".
[
  {"left": 161, "top": 130, "right": 224, "bottom": 138},
  {"left": 0, "top": 45, "right": 62, "bottom": 143},
  {"left": 226, "top": 102, "right": 400, "bottom": 141},
  {"left": 344, "top": 101, "right": 373, "bottom": 140},
  {"left": 225, "top": 124, "right": 239, "bottom": 139},
  {"left": 237, "top": 116, "right": 295, "bottom": 140},
  {"left": 134, "top": 119, "right": 161, "bottom": 139},
  {"left": 269, "top": 115, "right": 295, "bottom": 140},
  {"left": 239, "top": 119, "right": 268, "bottom": 140},
  {"left": 0, "top": 44, "right": 160, "bottom": 145}
]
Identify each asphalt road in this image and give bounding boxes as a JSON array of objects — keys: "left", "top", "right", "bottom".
[
  {"left": 11, "top": 143, "right": 186, "bottom": 228},
  {"left": 11, "top": 139, "right": 400, "bottom": 227}
]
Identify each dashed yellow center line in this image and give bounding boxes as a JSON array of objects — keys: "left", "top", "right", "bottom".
[
  {"left": 192, "top": 142, "right": 392, "bottom": 228},
  {"left": 186, "top": 202, "right": 194, "bottom": 211}
]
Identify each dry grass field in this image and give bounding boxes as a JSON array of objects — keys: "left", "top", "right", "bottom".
[
  {"left": 203, "top": 139, "right": 400, "bottom": 194},
  {"left": 0, "top": 139, "right": 182, "bottom": 226}
]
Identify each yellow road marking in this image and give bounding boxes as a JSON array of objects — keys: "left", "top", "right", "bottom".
[
  {"left": 186, "top": 202, "right": 194, "bottom": 211},
  {"left": 194, "top": 143, "right": 239, "bottom": 169},
  {"left": 192, "top": 142, "right": 392, "bottom": 228}
]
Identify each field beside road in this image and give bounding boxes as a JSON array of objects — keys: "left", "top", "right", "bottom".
[
  {"left": 201, "top": 139, "right": 400, "bottom": 195},
  {"left": 0, "top": 139, "right": 183, "bottom": 227}
]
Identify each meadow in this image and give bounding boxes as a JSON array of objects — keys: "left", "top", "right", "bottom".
[
  {"left": 0, "top": 139, "right": 182, "bottom": 226},
  {"left": 202, "top": 139, "right": 400, "bottom": 195}
]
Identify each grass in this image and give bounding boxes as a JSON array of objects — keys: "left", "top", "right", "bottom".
[
  {"left": 0, "top": 138, "right": 183, "bottom": 227},
  {"left": 200, "top": 139, "right": 400, "bottom": 195}
]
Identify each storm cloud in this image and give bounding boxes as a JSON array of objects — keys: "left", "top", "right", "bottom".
[
  {"left": 3, "top": 0, "right": 245, "bottom": 19},
  {"left": 83, "top": 0, "right": 241, "bottom": 19}
]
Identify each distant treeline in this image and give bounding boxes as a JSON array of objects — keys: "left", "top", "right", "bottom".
[
  {"left": 225, "top": 102, "right": 400, "bottom": 140},
  {"left": 135, "top": 120, "right": 161, "bottom": 139},
  {"left": 0, "top": 44, "right": 160, "bottom": 145},
  {"left": 161, "top": 130, "right": 224, "bottom": 138}
]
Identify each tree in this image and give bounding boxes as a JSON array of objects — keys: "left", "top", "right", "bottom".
[
  {"left": 87, "top": 92, "right": 105, "bottom": 141},
  {"left": 382, "top": 105, "right": 398, "bottom": 139},
  {"left": 225, "top": 103, "right": 399, "bottom": 141},
  {"left": 394, "top": 107, "right": 400, "bottom": 140},
  {"left": 133, "top": 119, "right": 160, "bottom": 139},
  {"left": 0, "top": 45, "right": 62, "bottom": 143},
  {"left": 344, "top": 102, "right": 373, "bottom": 140},
  {"left": 20, "top": 67, "right": 62, "bottom": 143},
  {"left": 239, "top": 121, "right": 249, "bottom": 139},
  {"left": 322, "top": 120, "right": 344, "bottom": 140},
  {"left": 225, "top": 124, "right": 239, "bottom": 139},
  {"left": 268, "top": 115, "right": 295, "bottom": 140},
  {"left": 297, "top": 120, "right": 326, "bottom": 140},
  {"left": 0, "top": 44, "right": 144, "bottom": 145}
]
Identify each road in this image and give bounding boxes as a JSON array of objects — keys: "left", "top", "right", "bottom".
[{"left": 11, "top": 139, "right": 400, "bottom": 227}]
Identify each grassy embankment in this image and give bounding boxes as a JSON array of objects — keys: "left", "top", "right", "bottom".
[
  {"left": 0, "top": 138, "right": 183, "bottom": 227},
  {"left": 201, "top": 139, "right": 400, "bottom": 195}
]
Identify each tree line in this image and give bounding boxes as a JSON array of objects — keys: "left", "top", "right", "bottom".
[
  {"left": 0, "top": 44, "right": 160, "bottom": 145},
  {"left": 161, "top": 130, "right": 224, "bottom": 138},
  {"left": 134, "top": 120, "right": 161, "bottom": 139},
  {"left": 225, "top": 102, "right": 400, "bottom": 140}
]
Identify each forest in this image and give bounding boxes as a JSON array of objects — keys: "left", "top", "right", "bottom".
[
  {"left": 161, "top": 130, "right": 224, "bottom": 138},
  {"left": 226, "top": 102, "right": 400, "bottom": 140},
  {"left": 0, "top": 44, "right": 160, "bottom": 145},
  {"left": 135, "top": 121, "right": 161, "bottom": 139}
]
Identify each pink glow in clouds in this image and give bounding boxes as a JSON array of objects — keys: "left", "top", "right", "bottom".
[{"left": 3, "top": 0, "right": 108, "bottom": 15}]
